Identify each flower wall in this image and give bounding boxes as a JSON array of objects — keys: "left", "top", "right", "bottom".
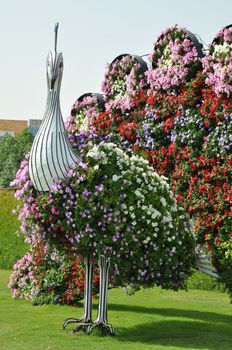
[{"left": 67, "top": 24, "right": 232, "bottom": 297}]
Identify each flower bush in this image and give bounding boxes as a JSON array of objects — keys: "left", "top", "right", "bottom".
[
  {"left": 16, "top": 143, "right": 195, "bottom": 291},
  {"left": 9, "top": 241, "right": 99, "bottom": 305},
  {"left": 146, "top": 25, "right": 203, "bottom": 92},
  {"left": 202, "top": 25, "right": 232, "bottom": 97},
  {"left": 218, "top": 238, "right": 232, "bottom": 300},
  {"left": 9, "top": 154, "right": 99, "bottom": 304}
]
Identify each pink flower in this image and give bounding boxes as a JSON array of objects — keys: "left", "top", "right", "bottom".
[{"left": 51, "top": 206, "right": 59, "bottom": 215}]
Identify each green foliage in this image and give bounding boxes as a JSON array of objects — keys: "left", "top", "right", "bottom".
[
  {"left": 1, "top": 269, "right": 232, "bottom": 350},
  {"left": 217, "top": 239, "right": 232, "bottom": 301},
  {"left": 187, "top": 269, "right": 226, "bottom": 293},
  {"left": 0, "top": 128, "right": 33, "bottom": 188},
  {"left": 0, "top": 189, "right": 28, "bottom": 269}
]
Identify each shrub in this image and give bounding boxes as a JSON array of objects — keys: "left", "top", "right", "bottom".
[
  {"left": 187, "top": 269, "right": 226, "bottom": 292},
  {"left": 0, "top": 129, "right": 33, "bottom": 188}
]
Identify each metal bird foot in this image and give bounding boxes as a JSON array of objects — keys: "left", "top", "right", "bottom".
[
  {"left": 87, "top": 321, "right": 115, "bottom": 336},
  {"left": 63, "top": 317, "right": 93, "bottom": 333},
  {"left": 63, "top": 255, "right": 115, "bottom": 336}
]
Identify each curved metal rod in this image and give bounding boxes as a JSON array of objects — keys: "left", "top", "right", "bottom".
[{"left": 54, "top": 22, "right": 59, "bottom": 52}]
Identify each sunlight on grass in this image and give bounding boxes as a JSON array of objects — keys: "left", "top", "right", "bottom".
[{"left": 1, "top": 269, "right": 232, "bottom": 350}]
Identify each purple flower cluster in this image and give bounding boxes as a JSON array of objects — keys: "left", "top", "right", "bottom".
[
  {"left": 173, "top": 110, "right": 206, "bottom": 148},
  {"left": 8, "top": 252, "right": 34, "bottom": 299},
  {"left": 66, "top": 94, "right": 105, "bottom": 156},
  {"left": 10, "top": 153, "right": 38, "bottom": 244},
  {"left": 205, "top": 114, "right": 232, "bottom": 154},
  {"left": 139, "top": 110, "right": 170, "bottom": 149}
]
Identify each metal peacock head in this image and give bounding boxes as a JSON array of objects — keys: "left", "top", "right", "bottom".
[
  {"left": 29, "top": 22, "right": 80, "bottom": 193},
  {"left": 46, "top": 22, "right": 64, "bottom": 91}
]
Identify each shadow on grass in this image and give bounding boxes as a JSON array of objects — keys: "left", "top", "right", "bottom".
[
  {"left": 108, "top": 303, "right": 232, "bottom": 323},
  {"left": 63, "top": 301, "right": 232, "bottom": 348},
  {"left": 116, "top": 320, "right": 232, "bottom": 349},
  {"left": 108, "top": 304, "right": 232, "bottom": 349}
]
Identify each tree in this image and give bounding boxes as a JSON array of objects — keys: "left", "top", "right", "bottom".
[{"left": 0, "top": 129, "right": 33, "bottom": 188}]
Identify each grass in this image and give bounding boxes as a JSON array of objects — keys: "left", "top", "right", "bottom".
[
  {"left": 1, "top": 270, "right": 232, "bottom": 350},
  {"left": 0, "top": 189, "right": 28, "bottom": 269}
]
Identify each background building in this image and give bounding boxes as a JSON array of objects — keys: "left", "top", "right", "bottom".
[{"left": 0, "top": 119, "right": 42, "bottom": 137}]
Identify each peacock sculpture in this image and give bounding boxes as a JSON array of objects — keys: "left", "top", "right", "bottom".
[
  {"left": 29, "top": 23, "right": 80, "bottom": 192},
  {"left": 27, "top": 23, "right": 221, "bottom": 338}
]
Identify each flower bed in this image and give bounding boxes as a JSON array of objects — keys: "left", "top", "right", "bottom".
[{"left": 93, "top": 54, "right": 232, "bottom": 298}]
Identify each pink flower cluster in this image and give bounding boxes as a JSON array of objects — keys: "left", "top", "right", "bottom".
[
  {"left": 147, "top": 26, "right": 202, "bottom": 91},
  {"left": 202, "top": 26, "right": 232, "bottom": 97},
  {"left": 10, "top": 153, "right": 38, "bottom": 244},
  {"left": 101, "top": 54, "right": 147, "bottom": 112},
  {"left": 105, "top": 95, "right": 134, "bottom": 114},
  {"left": 66, "top": 95, "right": 100, "bottom": 135}
]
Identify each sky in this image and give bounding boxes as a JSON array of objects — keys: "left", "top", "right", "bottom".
[{"left": 0, "top": 0, "right": 231, "bottom": 121}]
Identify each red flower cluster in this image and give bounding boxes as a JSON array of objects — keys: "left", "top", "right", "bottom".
[
  {"left": 200, "top": 88, "right": 232, "bottom": 118},
  {"left": 94, "top": 112, "right": 113, "bottom": 133},
  {"left": 117, "top": 121, "right": 139, "bottom": 142}
]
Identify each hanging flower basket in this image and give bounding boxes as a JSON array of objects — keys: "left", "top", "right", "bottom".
[
  {"left": 202, "top": 24, "right": 232, "bottom": 97},
  {"left": 101, "top": 54, "right": 148, "bottom": 112},
  {"left": 146, "top": 25, "right": 203, "bottom": 92},
  {"left": 66, "top": 93, "right": 105, "bottom": 135},
  {"left": 66, "top": 93, "right": 105, "bottom": 155}
]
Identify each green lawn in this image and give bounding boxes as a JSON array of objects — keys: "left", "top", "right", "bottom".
[{"left": 1, "top": 270, "right": 232, "bottom": 350}]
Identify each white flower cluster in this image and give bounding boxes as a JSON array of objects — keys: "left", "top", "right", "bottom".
[
  {"left": 213, "top": 42, "right": 232, "bottom": 61},
  {"left": 88, "top": 143, "right": 187, "bottom": 248}
]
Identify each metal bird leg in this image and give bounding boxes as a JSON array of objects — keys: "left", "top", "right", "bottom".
[
  {"left": 63, "top": 255, "right": 94, "bottom": 332},
  {"left": 87, "top": 255, "right": 115, "bottom": 336}
]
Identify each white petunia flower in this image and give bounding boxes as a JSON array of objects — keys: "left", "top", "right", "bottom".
[
  {"left": 160, "top": 197, "right": 167, "bottom": 206},
  {"left": 112, "top": 175, "right": 118, "bottom": 182}
]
